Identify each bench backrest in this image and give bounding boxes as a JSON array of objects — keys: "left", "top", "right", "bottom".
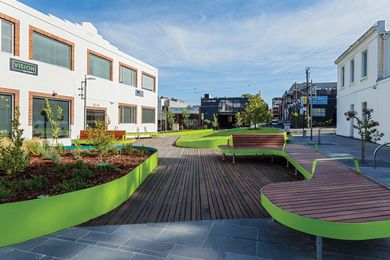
[
  {"left": 232, "top": 134, "right": 285, "bottom": 148},
  {"left": 79, "top": 130, "right": 126, "bottom": 141}
]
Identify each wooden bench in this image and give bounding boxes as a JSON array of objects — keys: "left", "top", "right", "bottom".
[
  {"left": 79, "top": 130, "right": 126, "bottom": 141},
  {"left": 218, "top": 133, "right": 286, "bottom": 163}
]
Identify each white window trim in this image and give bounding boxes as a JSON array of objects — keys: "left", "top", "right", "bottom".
[{"left": 361, "top": 49, "right": 368, "bottom": 79}]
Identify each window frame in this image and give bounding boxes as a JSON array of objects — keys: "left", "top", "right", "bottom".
[
  {"left": 0, "top": 13, "right": 20, "bottom": 56},
  {"left": 86, "top": 106, "right": 107, "bottom": 129},
  {"left": 1, "top": 19, "right": 14, "bottom": 54},
  {"left": 141, "top": 72, "right": 156, "bottom": 92},
  {"left": 29, "top": 26, "right": 74, "bottom": 70},
  {"left": 0, "top": 88, "right": 19, "bottom": 134},
  {"left": 341, "top": 66, "right": 345, "bottom": 88},
  {"left": 362, "top": 50, "right": 368, "bottom": 78},
  {"left": 312, "top": 108, "right": 326, "bottom": 117},
  {"left": 87, "top": 49, "right": 113, "bottom": 81},
  {"left": 141, "top": 106, "right": 156, "bottom": 124},
  {"left": 350, "top": 59, "right": 355, "bottom": 83},
  {"left": 119, "top": 62, "right": 138, "bottom": 87},
  {"left": 118, "top": 103, "right": 137, "bottom": 124}
]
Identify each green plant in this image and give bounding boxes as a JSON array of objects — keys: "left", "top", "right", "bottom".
[
  {"left": 182, "top": 108, "right": 190, "bottom": 129},
  {"left": 0, "top": 180, "right": 13, "bottom": 200},
  {"left": 23, "top": 138, "right": 42, "bottom": 156},
  {"left": 43, "top": 98, "right": 64, "bottom": 145},
  {"left": 39, "top": 143, "right": 62, "bottom": 165},
  {"left": 235, "top": 112, "right": 243, "bottom": 128},
  {"left": 203, "top": 119, "right": 211, "bottom": 129},
  {"left": 121, "top": 143, "right": 134, "bottom": 154},
  {"left": 87, "top": 120, "right": 116, "bottom": 155},
  {"left": 345, "top": 108, "right": 384, "bottom": 163},
  {"left": 163, "top": 108, "right": 176, "bottom": 130},
  {"left": 95, "top": 163, "right": 120, "bottom": 172},
  {"left": 57, "top": 178, "right": 89, "bottom": 193},
  {"left": 243, "top": 94, "right": 270, "bottom": 129},
  {"left": 0, "top": 107, "right": 29, "bottom": 175},
  {"left": 212, "top": 114, "right": 219, "bottom": 130},
  {"left": 0, "top": 130, "right": 8, "bottom": 138}
]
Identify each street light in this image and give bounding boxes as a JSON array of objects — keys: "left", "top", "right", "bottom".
[{"left": 79, "top": 75, "right": 95, "bottom": 130}]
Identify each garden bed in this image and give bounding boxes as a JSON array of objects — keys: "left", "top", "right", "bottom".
[{"left": 0, "top": 148, "right": 152, "bottom": 204}]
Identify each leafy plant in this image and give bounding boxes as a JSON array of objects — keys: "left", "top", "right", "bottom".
[
  {"left": 182, "top": 108, "right": 190, "bottom": 129},
  {"left": 345, "top": 108, "right": 384, "bottom": 163},
  {"left": 120, "top": 143, "right": 134, "bottom": 154},
  {"left": 0, "top": 130, "right": 8, "bottom": 139},
  {"left": 87, "top": 120, "right": 116, "bottom": 155},
  {"left": 163, "top": 108, "right": 176, "bottom": 130},
  {"left": 212, "top": 114, "right": 219, "bottom": 130},
  {"left": 23, "top": 138, "right": 42, "bottom": 156},
  {"left": 235, "top": 112, "right": 243, "bottom": 128},
  {"left": 0, "top": 107, "right": 29, "bottom": 175},
  {"left": 243, "top": 94, "right": 271, "bottom": 129},
  {"left": 203, "top": 119, "right": 211, "bottom": 129},
  {"left": 57, "top": 178, "right": 89, "bottom": 193},
  {"left": 39, "top": 142, "right": 62, "bottom": 165},
  {"left": 0, "top": 180, "right": 13, "bottom": 200},
  {"left": 43, "top": 98, "right": 64, "bottom": 145}
]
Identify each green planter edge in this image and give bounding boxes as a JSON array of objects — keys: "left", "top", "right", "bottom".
[{"left": 0, "top": 146, "right": 158, "bottom": 247}]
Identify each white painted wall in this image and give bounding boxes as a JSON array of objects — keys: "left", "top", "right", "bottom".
[
  {"left": 0, "top": 0, "right": 158, "bottom": 143},
  {"left": 336, "top": 21, "right": 390, "bottom": 143}
]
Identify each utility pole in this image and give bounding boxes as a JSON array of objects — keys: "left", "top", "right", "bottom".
[
  {"left": 304, "top": 67, "right": 310, "bottom": 138},
  {"left": 310, "top": 79, "right": 313, "bottom": 140}
]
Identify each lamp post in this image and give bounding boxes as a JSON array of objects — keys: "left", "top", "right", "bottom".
[{"left": 79, "top": 75, "right": 95, "bottom": 130}]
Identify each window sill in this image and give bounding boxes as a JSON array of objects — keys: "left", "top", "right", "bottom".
[{"left": 361, "top": 76, "right": 368, "bottom": 81}]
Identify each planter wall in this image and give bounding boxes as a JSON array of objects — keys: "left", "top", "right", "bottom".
[{"left": 0, "top": 146, "right": 158, "bottom": 247}]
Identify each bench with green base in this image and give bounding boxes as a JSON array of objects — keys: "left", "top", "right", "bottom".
[
  {"left": 218, "top": 139, "right": 390, "bottom": 259},
  {"left": 218, "top": 133, "right": 287, "bottom": 163}
]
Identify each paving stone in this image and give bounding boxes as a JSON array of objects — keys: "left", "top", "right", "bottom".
[
  {"left": 154, "top": 230, "right": 207, "bottom": 248},
  {"left": 132, "top": 253, "right": 165, "bottom": 260},
  {"left": 224, "top": 252, "right": 269, "bottom": 260},
  {"left": 169, "top": 244, "right": 225, "bottom": 260},
  {"left": 209, "top": 222, "right": 258, "bottom": 241},
  {"left": 123, "top": 238, "right": 173, "bottom": 257},
  {"left": 31, "top": 238, "right": 88, "bottom": 258},
  {"left": 72, "top": 245, "right": 134, "bottom": 260},
  {"left": 0, "top": 249, "right": 44, "bottom": 260},
  {"left": 256, "top": 240, "right": 313, "bottom": 259},
  {"left": 80, "top": 231, "right": 129, "bottom": 246},
  {"left": 203, "top": 234, "right": 257, "bottom": 256},
  {"left": 113, "top": 225, "right": 164, "bottom": 240},
  {"left": 80, "top": 225, "right": 119, "bottom": 233},
  {"left": 165, "top": 221, "right": 213, "bottom": 234},
  {"left": 53, "top": 227, "right": 90, "bottom": 239},
  {"left": 9, "top": 236, "right": 48, "bottom": 251}
]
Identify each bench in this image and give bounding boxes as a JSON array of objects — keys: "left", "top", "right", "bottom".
[
  {"left": 218, "top": 133, "right": 286, "bottom": 163},
  {"left": 79, "top": 130, "right": 126, "bottom": 141}
]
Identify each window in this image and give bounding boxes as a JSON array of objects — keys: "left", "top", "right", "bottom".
[
  {"left": 32, "top": 32, "right": 72, "bottom": 69},
  {"left": 0, "top": 94, "right": 13, "bottom": 133},
  {"left": 88, "top": 52, "right": 112, "bottom": 80},
  {"left": 1, "top": 19, "right": 14, "bottom": 54},
  {"left": 120, "top": 65, "right": 137, "bottom": 87},
  {"left": 32, "top": 98, "right": 70, "bottom": 138},
  {"left": 142, "top": 73, "right": 155, "bottom": 92},
  {"left": 362, "top": 101, "right": 367, "bottom": 122},
  {"left": 87, "top": 109, "right": 105, "bottom": 129},
  {"left": 350, "top": 59, "right": 355, "bottom": 83},
  {"left": 362, "top": 50, "right": 368, "bottom": 78},
  {"left": 119, "top": 105, "right": 136, "bottom": 124},
  {"left": 312, "top": 108, "right": 326, "bottom": 117},
  {"left": 341, "top": 66, "right": 345, "bottom": 87},
  {"left": 142, "top": 107, "right": 155, "bottom": 123}
]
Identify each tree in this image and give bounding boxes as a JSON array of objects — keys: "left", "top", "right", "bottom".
[
  {"left": 163, "top": 108, "right": 176, "bottom": 130},
  {"left": 235, "top": 112, "right": 243, "bottom": 128},
  {"left": 203, "top": 119, "right": 211, "bottom": 129},
  {"left": 243, "top": 94, "right": 270, "bottom": 129},
  {"left": 345, "top": 108, "right": 384, "bottom": 164},
  {"left": 43, "top": 98, "right": 64, "bottom": 146},
  {"left": 212, "top": 114, "right": 219, "bottom": 130},
  {"left": 182, "top": 108, "right": 190, "bottom": 129}
]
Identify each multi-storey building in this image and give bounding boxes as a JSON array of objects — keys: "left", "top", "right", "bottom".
[
  {"left": 271, "top": 97, "right": 283, "bottom": 120},
  {"left": 0, "top": 0, "right": 158, "bottom": 144},
  {"left": 335, "top": 20, "right": 390, "bottom": 143}
]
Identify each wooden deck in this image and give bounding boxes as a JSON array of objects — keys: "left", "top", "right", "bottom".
[
  {"left": 262, "top": 144, "right": 390, "bottom": 223},
  {"left": 83, "top": 136, "right": 301, "bottom": 226}
]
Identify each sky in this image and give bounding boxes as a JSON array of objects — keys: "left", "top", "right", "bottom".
[{"left": 19, "top": 0, "right": 390, "bottom": 105}]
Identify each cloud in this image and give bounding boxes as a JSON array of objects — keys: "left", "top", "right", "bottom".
[{"left": 94, "top": 0, "right": 390, "bottom": 103}]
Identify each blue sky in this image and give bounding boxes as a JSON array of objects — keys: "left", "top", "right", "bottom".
[{"left": 19, "top": 0, "right": 390, "bottom": 105}]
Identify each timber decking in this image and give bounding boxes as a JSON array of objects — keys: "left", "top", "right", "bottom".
[
  {"left": 83, "top": 136, "right": 301, "bottom": 226},
  {"left": 262, "top": 144, "right": 390, "bottom": 223}
]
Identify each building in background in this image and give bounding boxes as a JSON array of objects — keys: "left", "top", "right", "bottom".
[
  {"left": 280, "top": 82, "right": 337, "bottom": 128},
  {"left": 200, "top": 94, "right": 248, "bottom": 129},
  {"left": 271, "top": 97, "right": 283, "bottom": 120},
  {"left": 0, "top": 0, "right": 158, "bottom": 144},
  {"left": 158, "top": 96, "right": 200, "bottom": 131},
  {"left": 335, "top": 20, "right": 390, "bottom": 143}
]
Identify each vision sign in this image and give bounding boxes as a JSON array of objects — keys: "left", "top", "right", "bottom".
[{"left": 10, "top": 58, "right": 38, "bottom": 76}]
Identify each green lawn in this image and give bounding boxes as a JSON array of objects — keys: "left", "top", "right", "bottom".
[{"left": 166, "top": 128, "right": 282, "bottom": 148}]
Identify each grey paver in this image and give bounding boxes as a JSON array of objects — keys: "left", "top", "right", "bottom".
[
  {"left": 209, "top": 222, "right": 258, "bottom": 241},
  {"left": 169, "top": 244, "right": 225, "bottom": 260},
  {"left": 154, "top": 230, "right": 207, "bottom": 248},
  {"left": 203, "top": 234, "right": 257, "bottom": 256},
  {"left": 30, "top": 238, "right": 88, "bottom": 258},
  {"left": 72, "top": 245, "right": 134, "bottom": 260}
]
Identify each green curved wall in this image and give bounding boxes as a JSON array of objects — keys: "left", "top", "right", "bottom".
[{"left": 0, "top": 147, "right": 158, "bottom": 247}]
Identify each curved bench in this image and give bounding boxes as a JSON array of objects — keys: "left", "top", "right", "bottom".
[{"left": 259, "top": 144, "right": 390, "bottom": 259}]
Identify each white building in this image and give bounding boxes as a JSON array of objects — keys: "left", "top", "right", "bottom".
[
  {"left": 0, "top": 0, "right": 158, "bottom": 144},
  {"left": 335, "top": 20, "right": 390, "bottom": 143}
]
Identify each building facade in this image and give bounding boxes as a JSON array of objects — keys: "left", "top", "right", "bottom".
[
  {"left": 281, "top": 82, "right": 337, "bottom": 128},
  {"left": 0, "top": 0, "right": 158, "bottom": 144},
  {"left": 335, "top": 20, "right": 390, "bottom": 143},
  {"left": 200, "top": 94, "right": 248, "bottom": 129},
  {"left": 271, "top": 97, "right": 283, "bottom": 120}
]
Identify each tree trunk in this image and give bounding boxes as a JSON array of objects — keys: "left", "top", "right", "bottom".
[{"left": 361, "top": 139, "right": 366, "bottom": 164}]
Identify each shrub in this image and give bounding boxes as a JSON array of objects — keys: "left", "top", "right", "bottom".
[
  {"left": 87, "top": 120, "right": 116, "bottom": 155},
  {"left": 39, "top": 143, "right": 62, "bottom": 165},
  {"left": 0, "top": 107, "right": 29, "bottom": 175},
  {"left": 120, "top": 143, "right": 134, "bottom": 154},
  {"left": 0, "top": 138, "right": 12, "bottom": 149},
  {"left": 57, "top": 178, "right": 89, "bottom": 193},
  {"left": 0, "top": 180, "right": 13, "bottom": 200},
  {"left": 23, "top": 138, "right": 42, "bottom": 156}
]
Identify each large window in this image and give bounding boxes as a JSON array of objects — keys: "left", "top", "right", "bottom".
[
  {"left": 32, "top": 98, "right": 70, "bottom": 138},
  {"left": 119, "top": 105, "right": 136, "bottom": 124},
  {"left": 1, "top": 19, "right": 14, "bottom": 54},
  {"left": 362, "top": 50, "right": 368, "bottom": 78},
  {"left": 88, "top": 52, "right": 112, "bottom": 80},
  {"left": 142, "top": 107, "right": 155, "bottom": 123},
  {"left": 312, "top": 108, "right": 326, "bottom": 117},
  {"left": 87, "top": 109, "right": 105, "bottom": 129},
  {"left": 142, "top": 73, "right": 155, "bottom": 92},
  {"left": 32, "top": 32, "right": 72, "bottom": 69},
  {"left": 0, "top": 94, "right": 13, "bottom": 134},
  {"left": 120, "top": 65, "right": 137, "bottom": 87},
  {"left": 350, "top": 59, "right": 355, "bottom": 83}
]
